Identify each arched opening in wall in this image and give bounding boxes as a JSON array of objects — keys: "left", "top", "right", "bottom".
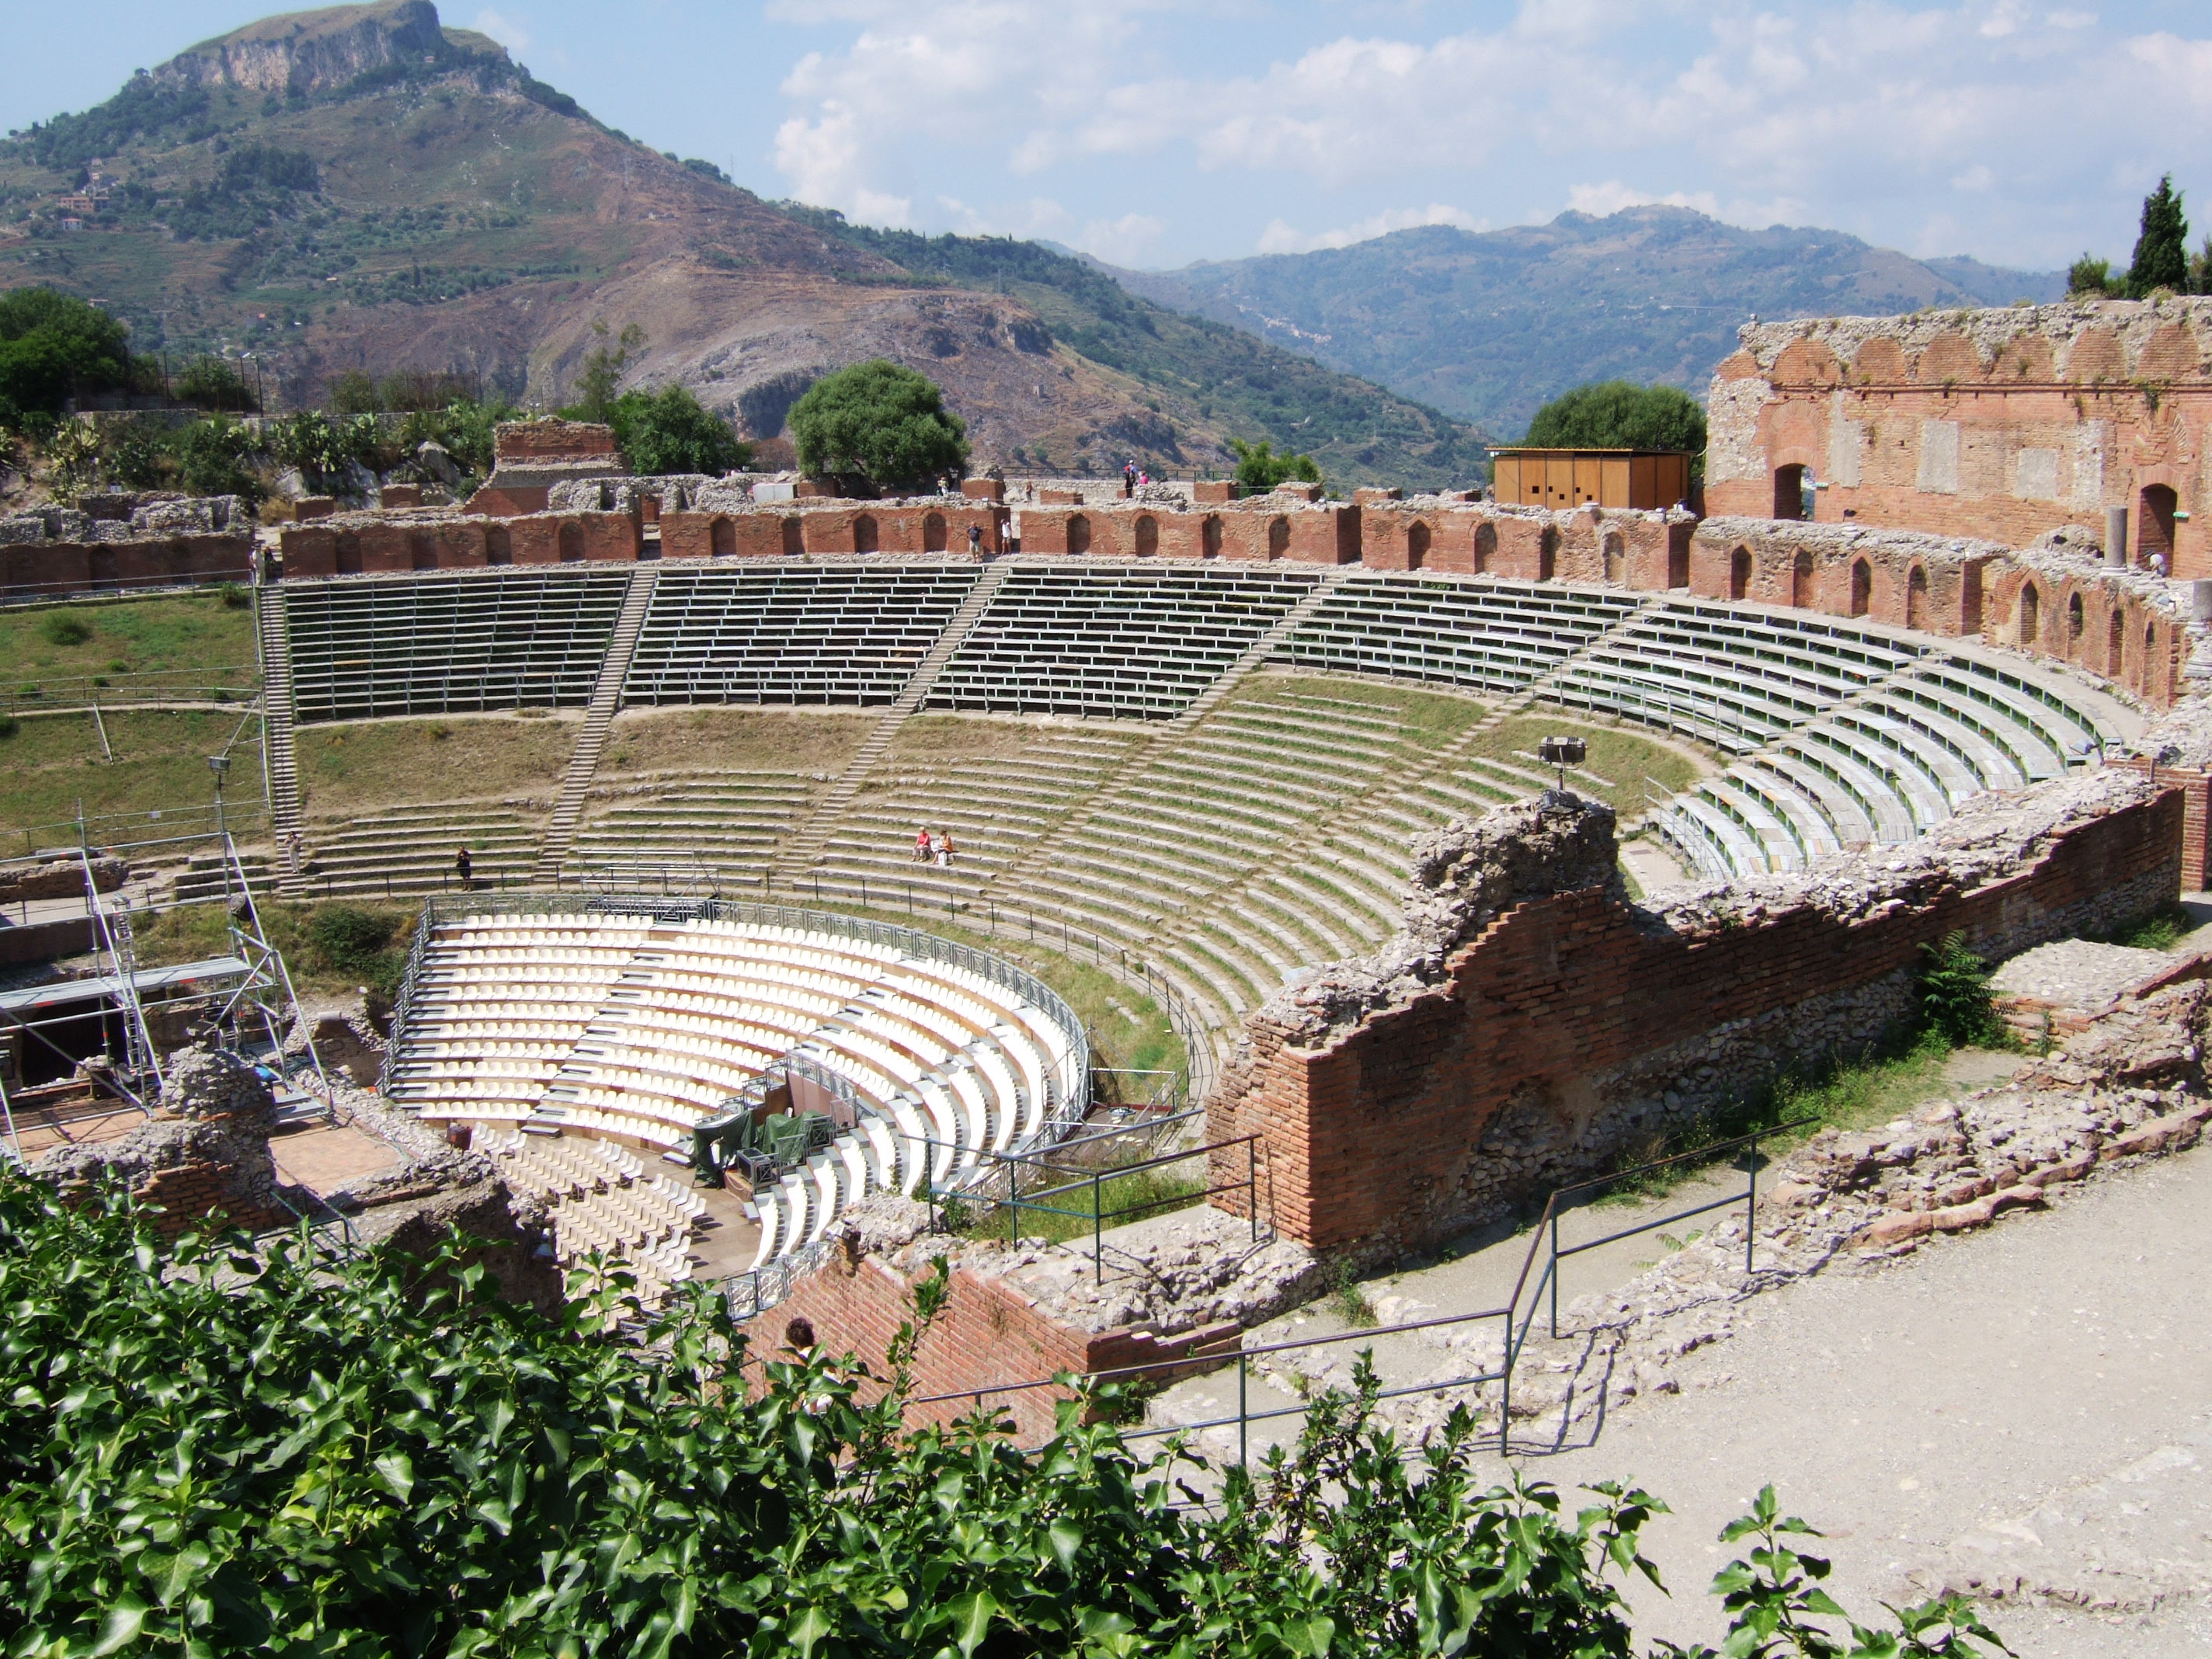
[
  {"left": 2067, "top": 592, "right": 2085, "bottom": 655},
  {"left": 557, "top": 521, "right": 585, "bottom": 563},
  {"left": 485, "top": 525, "right": 512, "bottom": 566},
  {"left": 1790, "top": 548, "right": 1814, "bottom": 607},
  {"left": 1201, "top": 515, "right": 1223, "bottom": 558},
  {"left": 1067, "top": 514, "right": 1092, "bottom": 555},
  {"left": 1473, "top": 522, "right": 1497, "bottom": 575},
  {"left": 1772, "top": 464, "right": 1808, "bottom": 520},
  {"left": 1407, "top": 521, "right": 1431, "bottom": 571},
  {"left": 710, "top": 516, "right": 736, "bottom": 557},
  {"left": 2139, "top": 485, "right": 2178, "bottom": 568},
  {"left": 852, "top": 514, "right": 879, "bottom": 554},
  {"left": 1729, "top": 545, "right": 1751, "bottom": 600},
  {"left": 923, "top": 513, "right": 948, "bottom": 552},
  {"left": 1268, "top": 516, "right": 1291, "bottom": 560},
  {"left": 1602, "top": 531, "right": 1624, "bottom": 583},
  {"left": 2018, "top": 583, "right": 2040, "bottom": 645},
  {"left": 1538, "top": 526, "right": 1559, "bottom": 581},
  {"left": 1135, "top": 515, "right": 1159, "bottom": 558},
  {"left": 1849, "top": 558, "right": 1871, "bottom": 617},
  {"left": 1905, "top": 565, "right": 1929, "bottom": 630},
  {"left": 2145, "top": 621, "right": 2161, "bottom": 693},
  {"left": 1961, "top": 564, "right": 1984, "bottom": 635},
  {"left": 2107, "top": 607, "right": 2126, "bottom": 677},
  {"left": 410, "top": 533, "right": 436, "bottom": 572},
  {"left": 336, "top": 534, "right": 362, "bottom": 576},
  {"left": 780, "top": 516, "right": 805, "bottom": 556}
]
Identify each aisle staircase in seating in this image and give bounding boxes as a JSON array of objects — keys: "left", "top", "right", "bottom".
[
  {"left": 256, "top": 586, "right": 308, "bottom": 896},
  {"left": 770, "top": 559, "right": 1010, "bottom": 888},
  {"left": 534, "top": 569, "right": 659, "bottom": 883}
]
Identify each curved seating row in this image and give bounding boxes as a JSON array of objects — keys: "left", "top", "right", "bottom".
[{"left": 384, "top": 912, "right": 1078, "bottom": 1270}]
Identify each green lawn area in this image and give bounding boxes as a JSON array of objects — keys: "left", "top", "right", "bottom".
[
  {"left": 1235, "top": 672, "right": 1490, "bottom": 749},
  {"left": 603, "top": 707, "right": 872, "bottom": 777},
  {"left": 0, "top": 592, "right": 259, "bottom": 702},
  {"left": 889, "top": 713, "right": 1071, "bottom": 764},
  {"left": 0, "top": 708, "right": 266, "bottom": 849},
  {"left": 301, "top": 715, "right": 577, "bottom": 818}
]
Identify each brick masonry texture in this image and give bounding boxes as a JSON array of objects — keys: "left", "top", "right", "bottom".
[
  {"left": 1705, "top": 297, "right": 2212, "bottom": 579},
  {"left": 1204, "top": 770, "right": 2185, "bottom": 1257}
]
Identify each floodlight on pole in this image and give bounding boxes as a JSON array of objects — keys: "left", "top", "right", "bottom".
[
  {"left": 1536, "top": 735, "right": 1587, "bottom": 791},
  {"left": 207, "top": 753, "right": 233, "bottom": 903}
]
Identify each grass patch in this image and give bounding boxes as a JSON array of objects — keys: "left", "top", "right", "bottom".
[
  {"left": 1328, "top": 1260, "right": 1379, "bottom": 1328},
  {"left": 1471, "top": 714, "right": 1709, "bottom": 814},
  {"left": 1236, "top": 672, "right": 1490, "bottom": 750},
  {"left": 0, "top": 593, "right": 255, "bottom": 684},
  {"left": 2101, "top": 902, "right": 2194, "bottom": 952},
  {"left": 960, "top": 1161, "right": 1207, "bottom": 1245},
  {"left": 134, "top": 896, "right": 421, "bottom": 998},
  {"left": 602, "top": 707, "right": 871, "bottom": 775},
  {"left": 0, "top": 708, "right": 265, "bottom": 846},
  {"left": 889, "top": 714, "right": 1054, "bottom": 764},
  {"left": 301, "top": 715, "right": 575, "bottom": 817}
]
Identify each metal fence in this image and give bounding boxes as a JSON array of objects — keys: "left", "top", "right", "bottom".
[{"left": 899, "top": 1115, "right": 1817, "bottom": 1462}]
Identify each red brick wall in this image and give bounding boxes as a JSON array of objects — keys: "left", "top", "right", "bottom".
[
  {"left": 493, "top": 419, "right": 621, "bottom": 465},
  {"left": 1209, "top": 786, "right": 2187, "bottom": 1255},
  {"left": 0, "top": 536, "right": 252, "bottom": 599},
  {"left": 749, "top": 1249, "right": 1240, "bottom": 1441}
]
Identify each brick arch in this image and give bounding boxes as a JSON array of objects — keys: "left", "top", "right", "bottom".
[
  {"left": 2062, "top": 327, "right": 2125, "bottom": 383},
  {"left": 710, "top": 515, "right": 736, "bottom": 557},
  {"left": 1851, "top": 337, "right": 1908, "bottom": 383},
  {"left": 2106, "top": 606, "right": 2126, "bottom": 677},
  {"left": 1790, "top": 548, "right": 1814, "bottom": 607},
  {"left": 2066, "top": 590, "right": 2085, "bottom": 656},
  {"left": 852, "top": 513, "right": 879, "bottom": 554},
  {"left": 1906, "top": 563, "right": 1929, "bottom": 630},
  {"left": 1848, "top": 558, "right": 1872, "bottom": 617},
  {"left": 1772, "top": 336, "right": 1844, "bottom": 386},
  {"left": 1407, "top": 520, "right": 1431, "bottom": 572},
  {"left": 1537, "top": 525, "right": 1559, "bottom": 582},
  {"left": 2135, "top": 322, "right": 2197, "bottom": 381},
  {"left": 1267, "top": 516, "right": 1291, "bottom": 559},
  {"left": 1602, "top": 530, "right": 1625, "bottom": 583},
  {"left": 923, "top": 511, "right": 948, "bottom": 552},
  {"left": 1201, "top": 515, "right": 1223, "bottom": 558},
  {"left": 780, "top": 516, "right": 805, "bottom": 556},
  {"left": 1066, "top": 513, "right": 1091, "bottom": 555},
  {"left": 1729, "top": 544, "right": 1752, "bottom": 600},
  {"left": 1134, "top": 514, "right": 1159, "bottom": 558},
  {"left": 1913, "top": 332, "right": 1984, "bottom": 386},
  {"left": 2018, "top": 582, "right": 2041, "bottom": 645},
  {"left": 557, "top": 520, "right": 585, "bottom": 562},
  {"left": 1473, "top": 521, "right": 1497, "bottom": 575}
]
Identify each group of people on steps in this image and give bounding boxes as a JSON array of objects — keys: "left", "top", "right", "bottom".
[{"left": 913, "top": 827, "right": 957, "bottom": 868}]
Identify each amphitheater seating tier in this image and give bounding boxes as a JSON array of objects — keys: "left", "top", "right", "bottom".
[
  {"left": 624, "top": 565, "right": 980, "bottom": 707},
  {"left": 1274, "top": 576, "right": 1640, "bottom": 692},
  {"left": 385, "top": 912, "right": 1076, "bottom": 1269},
  {"left": 927, "top": 565, "right": 1323, "bottom": 718},
  {"left": 286, "top": 569, "right": 633, "bottom": 724}
]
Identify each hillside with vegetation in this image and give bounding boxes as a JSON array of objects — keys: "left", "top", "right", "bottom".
[
  {"left": 1109, "top": 207, "right": 2064, "bottom": 436},
  {"left": 0, "top": 1, "right": 1489, "bottom": 488}
]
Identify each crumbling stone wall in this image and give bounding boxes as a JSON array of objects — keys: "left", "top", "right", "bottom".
[
  {"left": 28, "top": 1047, "right": 286, "bottom": 1235},
  {"left": 1206, "top": 770, "right": 2185, "bottom": 1256},
  {"left": 1705, "top": 297, "right": 2212, "bottom": 577},
  {"left": 277, "top": 509, "right": 642, "bottom": 576},
  {"left": 0, "top": 496, "right": 252, "bottom": 599}
]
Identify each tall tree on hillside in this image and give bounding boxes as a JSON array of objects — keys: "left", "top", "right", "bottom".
[
  {"left": 2127, "top": 175, "right": 2189, "bottom": 297},
  {"left": 788, "top": 360, "right": 968, "bottom": 493}
]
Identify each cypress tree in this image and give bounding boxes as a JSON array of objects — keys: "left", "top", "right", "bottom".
[{"left": 2127, "top": 174, "right": 2189, "bottom": 297}]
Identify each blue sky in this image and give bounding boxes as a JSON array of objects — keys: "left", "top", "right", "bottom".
[{"left": 8, "top": 2, "right": 2212, "bottom": 273}]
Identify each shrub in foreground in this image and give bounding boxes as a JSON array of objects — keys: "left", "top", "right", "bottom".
[{"left": 0, "top": 1173, "right": 2005, "bottom": 1656}]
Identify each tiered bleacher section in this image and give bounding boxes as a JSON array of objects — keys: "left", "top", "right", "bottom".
[
  {"left": 565, "top": 772, "right": 825, "bottom": 892},
  {"left": 927, "top": 565, "right": 1323, "bottom": 717},
  {"left": 1273, "top": 575, "right": 1642, "bottom": 693},
  {"left": 303, "top": 802, "right": 545, "bottom": 899},
  {"left": 624, "top": 565, "right": 979, "bottom": 705},
  {"left": 382, "top": 903, "right": 1086, "bottom": 1268},
  {"left": 485, "top": 1131, "right": 706, "bottom": 1307},
  {"left": 285, "top": 569, "right": 633, "bottom": 722}
]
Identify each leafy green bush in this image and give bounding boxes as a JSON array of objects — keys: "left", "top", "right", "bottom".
[
  {"left": 1917, "top": 930, "right": 2004, "bottom": 1047},
  {"left": 171, "top": 417, "right": 265, "bottom": 506},
  {"left": 37, "top": 611, "right": 91, "bottom": 646},
  {"left": 789, "top": 358, "right": 969, "bottom": 492},
  {"left": 305, "top": 903, "right": 405, "bottom": 990},
  {"left": 269, "top": 409, "right": 378, "bottom": 493},
  {"left": 0, "top": 717, "right": 19, "bottom": 740},
  {"left": 1231, "top": 436, "right": 1322, "bottom": 492},
  {"left": 610, "top": 383, "right": 750, "bottom": 476},
  {"left": 0, "top": 1178, "right": 2005, "bottom": 1659},
  {"left": 174, "top": 356, "right": 258, "bottom": 413}
]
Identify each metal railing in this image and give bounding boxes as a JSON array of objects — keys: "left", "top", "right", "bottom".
[
  {"left": 386, "top": 890, "right": 1090, "bottom": 1134},
  {"left": 895, "top": 1115, "right": 1817, "bottom": 1462}
]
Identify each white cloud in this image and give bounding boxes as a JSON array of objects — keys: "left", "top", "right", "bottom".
[
  {"left": 1255, "top": 203, "right": 1487, "bottom": 255},
  {"left": 1564, "top": 182, "right": 1720, "bottom": 218},
  {"left": 1075, "top": 213, "right": 1166, "bottom": 265},
  {"left": 471, "top": 8, "right": 530, "bottom": 53}
]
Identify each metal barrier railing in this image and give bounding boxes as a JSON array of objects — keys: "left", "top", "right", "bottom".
[{"left": 892, "top": 1115, "right": 1819, "bottom": 1462}]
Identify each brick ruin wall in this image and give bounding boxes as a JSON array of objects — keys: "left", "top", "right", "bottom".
[
  {"left": 1706, "top": 297, "right": 2212, "bottom": 579},
  {"left": 0, "top": 492, "right": 254, "bottom": 600},
  {"left": 1205, "top": 772, "right": 2186, "bottom": 1258}
]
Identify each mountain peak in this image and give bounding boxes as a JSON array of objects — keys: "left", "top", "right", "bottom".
[{"left": 162, "top": 1, "right": 503, "bottom": 96}]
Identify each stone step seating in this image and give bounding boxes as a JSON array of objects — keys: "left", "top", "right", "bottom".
[
  {"left": 996, "top": 691, "right": 1418, "bottom": 1024},
  {"left": 927, "top": 564, "right": 1323, "bottom": 718},
  {"left": 795, "top": 732, "right": 1139, "bottom": 909},
  {"left": 1654, "top": 641, "right": 2117, "bottom": 881},
  {"left": 1273, "top": 576, "right": 1641, "bottom": 692},
  {"left": 1546, "top": 603, "right": 1925, "bottom": 753},
  {"left": 562, "top": 772, "right": 823, "bottom": 889},
  {"left": 301, "top": 803, "right": 545, "bottom": 898},
  {"left": 622, "top": 563, "right": 980, "bottom": 707},
  {"left": 285, "top": 568, "right": 635, "bottom": 724},
  {"left": 484, "top": 1129, "right": 704, "bottom": 1308},
  {"left": 382, "top": 911, "right": 1073, "bottom": 1272}
]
